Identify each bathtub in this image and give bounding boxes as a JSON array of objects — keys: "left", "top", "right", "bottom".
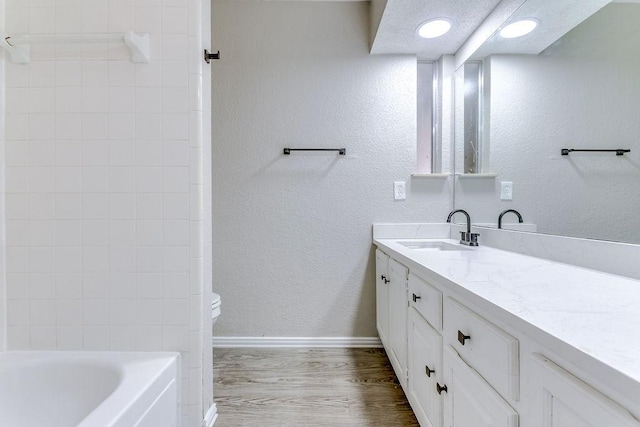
[{"left": 0, "top": 351, "right": 181, "bottom": 427}]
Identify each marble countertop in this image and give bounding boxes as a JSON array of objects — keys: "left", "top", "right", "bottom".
[{"left": 374, "top": 234, "right": 640, "bottom": 401}]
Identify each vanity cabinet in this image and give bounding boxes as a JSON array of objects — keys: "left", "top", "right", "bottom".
[
  {"left": 387, "top": 258, "right": 409, "bottom": 389},
  {"left": 375, "top": 249, "right": 390, "bottom": 348},
  {"left": 529, "top": 354, "right": 640, "bottom": 427}
]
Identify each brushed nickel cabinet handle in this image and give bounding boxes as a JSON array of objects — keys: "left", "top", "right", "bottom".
[{"left": 457, "top": 330, "right": 471, "bottom": 345}]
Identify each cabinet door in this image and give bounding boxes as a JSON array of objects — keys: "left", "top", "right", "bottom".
[
  {"left": 443, "top": 346, "right": 518, "bottom": 427},
  {"left": 388, "top": 258, "right": 408, "bottom": 389},
  {"left": 375, "top": 249, "right": 390, "bottom": 348},
  {"left": 408, "top": 308, "right": 443, "bottom": 427},
  {"left": 530, "top": 353, "right": 640, "bottom": 427}
]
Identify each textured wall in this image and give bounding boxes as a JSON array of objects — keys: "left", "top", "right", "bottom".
[
  {"left": 2, "top": 1, "right": 209, "bottom": 424},
  {"left": 212, "top": 0, "right": 452, "bottom": 338},
  {"left": 455, "top": 3, "right": 640, "bottom": 243}
]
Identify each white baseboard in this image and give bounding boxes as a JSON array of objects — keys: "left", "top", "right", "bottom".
[
  {"left": 212, "top": 336, "right": 382, "bottom": 348},
  {"left": 202, "top": 403, "right": 217, "bottom": 427}
]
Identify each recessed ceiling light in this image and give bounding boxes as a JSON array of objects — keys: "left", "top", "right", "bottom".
[
  {"left": 499, "top": 19, "right": 538, "bottom": 39},
  {"left": 417, "top": 19, "right": 452, "bottom": 39}
]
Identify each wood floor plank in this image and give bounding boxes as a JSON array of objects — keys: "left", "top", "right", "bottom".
[{"left": 213, "top": 347, "right": 419, "bottom": 426}]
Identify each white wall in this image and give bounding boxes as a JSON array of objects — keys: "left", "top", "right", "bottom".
[
  {"left": 212, "top": 0, "right": 452, "bottom": 338},
  {"left": 455, "top": 3, "right": 640, "bottom": 243},
  {"left": 2, "top": 1, "right": 210, "bottom": 424},
  {"left": 0, "top": 0, "right": 5, "bottom": 352}
]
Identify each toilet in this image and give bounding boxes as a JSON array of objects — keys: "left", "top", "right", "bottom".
[{"left": 212, "top": 292, "right": 221, "bottom": 326}]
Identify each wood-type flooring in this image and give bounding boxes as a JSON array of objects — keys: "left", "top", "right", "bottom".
[{"left": 213, "top": 347, "right": 419, "bottom": 426}]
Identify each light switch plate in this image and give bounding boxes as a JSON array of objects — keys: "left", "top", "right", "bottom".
[
  {"left": 394, "top": 181, "right": 406, "bottom": 200},
  {"left": 501, "top": 181, "right": 513, "bottom": 200}
]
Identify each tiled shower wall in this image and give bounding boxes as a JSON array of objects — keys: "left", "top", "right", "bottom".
[{"left": 2, "top": 0, "right": 208, "bottom": 424}]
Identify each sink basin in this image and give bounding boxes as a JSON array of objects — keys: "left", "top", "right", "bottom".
[{"left": 397, "top": 241, "right": 470, "bottom": 251}]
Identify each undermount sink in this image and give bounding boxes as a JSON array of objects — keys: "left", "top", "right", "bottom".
[{"left": 397, "top": 241, "right": 470, "bottom": 251}]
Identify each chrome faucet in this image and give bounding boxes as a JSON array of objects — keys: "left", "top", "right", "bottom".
[
  {"left": 498, "top": 209, "right": 523, "bottom": 229},
  {"left": 447, "top": 209, "right": 479, "bottom": 246}
]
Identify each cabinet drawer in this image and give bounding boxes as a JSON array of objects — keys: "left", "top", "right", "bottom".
[
  {"left": 444, "top": 297, "right": 519, "bottom": 401},
  {"left": 408, "top": 273, "right": 442, "bottom": 331}
]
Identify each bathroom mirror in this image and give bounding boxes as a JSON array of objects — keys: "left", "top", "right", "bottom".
[{"left": 453, "top": 0, "right": 640, "bottom": 244}]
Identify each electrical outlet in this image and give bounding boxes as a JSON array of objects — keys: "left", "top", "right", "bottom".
[
  {"left": 394, "top": 181, "right": 406, "bottom": 200},
  {"left": 501, "top": 181, "right": 513, "bottom": 201}
]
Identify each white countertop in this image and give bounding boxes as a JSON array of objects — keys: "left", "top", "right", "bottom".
[{"left": 374, "top": 235, "right": 640, "bottom": 402}]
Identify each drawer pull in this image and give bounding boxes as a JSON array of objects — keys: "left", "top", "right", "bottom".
[
  {"left": 436, "top": 383, "right": 448, "bottom": 395},
  {"left": 412, "top": 293, "right": 421, "bottom": 303},
  {"left": 425, "top": 365, "right": 435, "bottom": 377},
  {"left": 457, "top": 330, "right": 471, "bottom": 345},
  {"left": 380, "top": 275, "right": 390, "bottom": 284}
]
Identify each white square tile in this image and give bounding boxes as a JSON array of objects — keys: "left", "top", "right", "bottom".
[
  {"left": 109, "top": 113, "right": 136, "bottom": 139},
  {"left": 161, "top": 35, "right": 188, "bottom": 61},
  {"left": 163, "top": 193, "right": 189, "bottom": 219},
  {"left": 109, "top": 272, "right": 136, "bottom": 298},
  {"left": 81, "top": 114, "right": 109, "bottom": 139},
  {"left": 6, "top": 194, "right": 30, "bottom": 219},
  {"left": 135, "top": 6, "right": 162, "bottom": 33},
  {"left": 108, "top": 62, "right": 135, "bottom": 86},
  {"left": 55, "top": 62, "right": 83, "bottom": 86},
  {"left": 29, "top": 220, "right": 56, "bottom": 246},
  {"left": 82, "top": 140, "right": 109, "bottom": 166},
  {"left": 82, "top": 87, "right": 109, "bottom": 113},
  {"left": 7, "top": 300, "right": 30, "bottom": 325},
  {"left": 109, "top": 299, "right": 136, "bottom": 325},
  {"left": 6, "top": 167, "right": 30, "bottom": 193},
  {"left": 136, "top": 88, "right": 163, "bottom": 113},
  {"left": 7, "top": 88, "right": 29, "bottom": 114},
  {"left": 5, "top": 114, "right": 29, "bottom": 140},
  {"left": 55, "top": 246, "right": 83, "bottom": 273},
  {"left": 109, "top": 326, "right": 136, "bottom": 350},
  {"left": 31, "top": 326, "right": 57, "bottom": 350},
  {"left": 137, "top": 273, "right": 163, "bottom": 298},
  {"left": 189, "top": 110, "right": 202, "bottom": 147},
  {"left": 162, "top": 140, "right": 189, "bottom": 166},
  {"left": 162, "top": 325, "right": 189, "bottom": 351},
  {"left": 7, "top": 273, "right": 30, "bottom": 299},
  {"left": 109, "top": 87, "right": 135, "bottom": 112},
  {"left": 135, "top": 62, "right": 162, "bottom": 86},
  {"left": 7, "top": 220, "right": 30, "bottom": 246},
  {"left": 82, "top": 7, "right": 109, "bottom": 33},
  {"left": 162, "top": 87, "right": 189, "bottom": 113},
  {"left": 29, "top": 193, "right": 56, "bottom": 219},
  {"left": 83, "top": 167, "right": 109, "bottom": 193},
  {"left": 137, "top": 246, "right": 164, "bottom": 272},
  {"left": 83, "top": 299, "right": 110, "bottom": 325},
  {"left": 136, "top": 299, "right": 163, "bottom": 325},
  {"left": 55, "top": 7, "right": 82, "bottom": 33},
  {"left": 163, "top": 167, "right": 189, "bottom": 192},
  {"left": 137, "top": 220, "right": 164, "bottom": 245},
  {"left": 55, "top": 220, "right": 83, "bottom": 246},
  {"left": 108, "top": 167, "right": 136, "bottom": 192},
  {"left": 55, "top": 167, "right": 83, "bottom": 192},
  {"left": 29, "top": 141, "right": 56, "bottom": 167},
  {"left": 56, "top": 299, "right": 83, "bottom": 326},
  {"left": 29, "top": 166, "right": 55, "bottom": 192},
  {"left": 7, "top": 326, "right": 31, "bottom": 350},
  {"left": 29, "top": 61, "right": 55, "bottom": 87},
  {"left": 55, "top": 87, "right": 83, "bottom": 113},
  {"left": 162, "top": 61, "right": 188, "bottom": 86},
  {"left": 30, "top": 113, "right": 56, "bottom": 140},
  {"left": 7, "top": 247, "right": 30, "bottom": 273},
  {"left": 83, "top": 246, "right": 110, "bottom": 272},
  {"left": 137, "top": 193, "right": 163, "bottom": 218},
  {"left": 56, "top": 273, "right": 83, "bottom": 298},
  {"left": 135, "top": 114, "right": 163, "bottom": 140},
  {"left": 6, "top": 62, "right": 29, "bottom": 88},
  {"left": 82, "top": 193, "right": 109, "bottom": 219},
  {"left": 55, "top": 141, "right": 83, "bottom": 166},
  {"left": 108, "top": 6, "right": 135, "bottom": 32},
  {"left": 29, "top": 7, "right": 56, "bottom": 34},
  {"left": 109, "top": 193, "right": 136, "bottom": 219},
  {"left": 5, "top": 8, "right": 29, "bottom": 33},
  {"left": 109, "top": 141, "right": 136, "bottom": 166},
  {"left": 83, "top": 61, "right": 109, "bottom": 86},
  {"left": 163, "top": 246, "right": 189, "bottom": 272},
  {"left": 164, "top": 220, "right": 189, "bottom": 246},
  {"left": 29, "top": 247, "right": 56, "bottom": 273},
  {"left": 136, "top": 167, "right": 163, "bottom": 192},
  {"left": 163, "top": 298, "right": 188, "bottom": 325},
  {"left": 30, "top": 299, "right": 56, "bottom": 325},
  {"left": 57, "top": 326, "right": 83, "bottom": 350},
  {"left": 135, "top": 325, "right": 163, "bottom": 350},
  {"left": 56, "top": 113, "right": 82, "bottom": 139},
  {"left": 163, "top": 273, "right": 188, "bottom": 298},
  {"left": 109, "top": 247, "right": 136, "bottom": 272},
  {"left": 161, "top": 6, "right": 188, "bottom": 34},
  {"left": 29, "top": 273, "right": 56, "bottom": 299},
  {"left": 55, "top": 193, "right": 83, "bottom": 219},
  {"left": 83, "top": 273, "right": 110, "bottom": 298},
  {"left": 109, "top": 220, "right": 136, "bottom": 246},
  {"left": 135, "top": 141, "right": 163, "bottom": 166},
  {"left": 83, "top": 326, "right": 110, "bottom": 350},
  {"left": 162, "top": 113, "right": 188, "bottom": 139},
  {"left": 28, "top": 87, "right": 55, "bottom": 114},
  {"left": 83, "top": 220, "right": 109, "bottom": 246}
]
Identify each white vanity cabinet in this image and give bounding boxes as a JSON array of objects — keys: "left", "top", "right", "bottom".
[
  {"left": 375, "top": 249, "right": 390, "bottom": 348},
  {"left": 529, "top": 354, "right": 640, "bottom": 427},
  {"left": 388, "top": 258, "right": 409, "bottom": 389}
]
